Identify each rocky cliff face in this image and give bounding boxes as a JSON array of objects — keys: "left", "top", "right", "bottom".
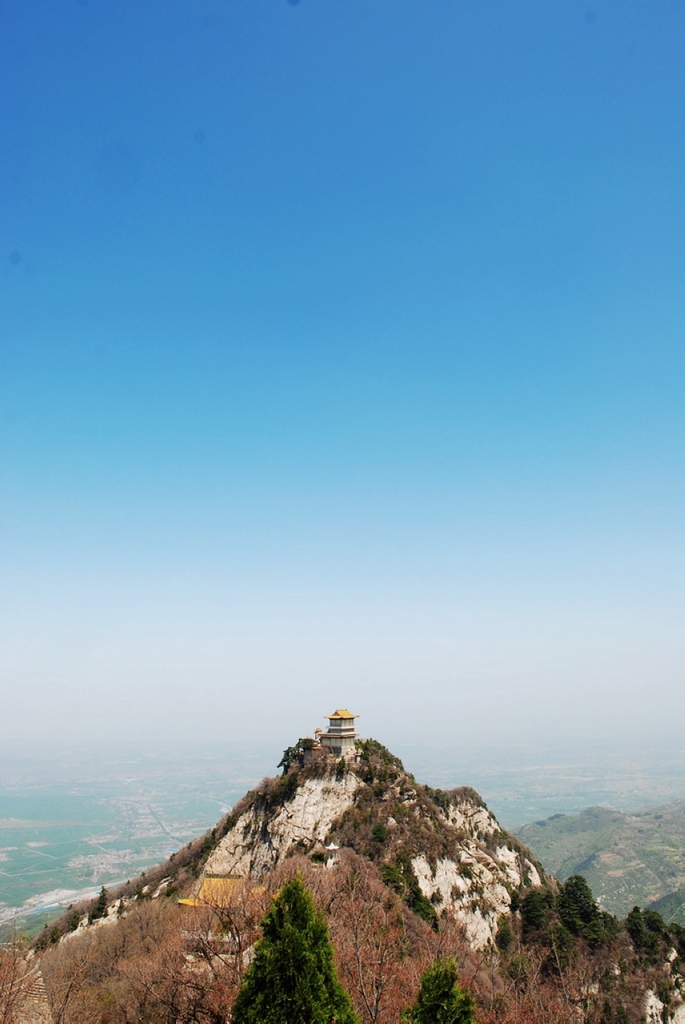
[
  {"left": 204, "top": 740, "right": 548, "bottom": 948},
  {"left": 205, "top": 771, "right": 361, "bottom": 878}
]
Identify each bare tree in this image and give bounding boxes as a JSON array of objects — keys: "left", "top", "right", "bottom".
[
  {"left": 0, "top": 943, "right": 30, "bottom": 1024},
  {"left": 321, "top": 855, "right": 420, "bottom": 1024}
]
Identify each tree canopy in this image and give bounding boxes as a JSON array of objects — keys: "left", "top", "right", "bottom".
[
  {"left": 277, "top": 737, "right": 315, "bottom": 775},
  {"left": 404, "top": 958, "right": 475, "bottom": 1024},
  {"left": 231, "top": 875, "right": 359, "bottom": 1024}
]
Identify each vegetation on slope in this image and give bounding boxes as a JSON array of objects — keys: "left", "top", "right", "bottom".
[
  {"left": 232, "top": 876, "right": 358, "bottom": 1024},
  {"left": 517, "top": 799, "right": 685, "bottom": 922},
  {"left": 404, "top": 958, "right": 475, "bottom": 1024},
  {"left": 4, "top": 850, "right": 684, "bottom": 1024},
  {"left": 6, "top": 740, "right": 684, "bottom": 1024},
  {"left": 648, "top": 885, "right": 685, "bottom": 926}
]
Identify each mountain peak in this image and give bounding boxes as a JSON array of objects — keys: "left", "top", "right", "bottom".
[{"left": 204, "top": 737, "right": 548, "bottom": 948}]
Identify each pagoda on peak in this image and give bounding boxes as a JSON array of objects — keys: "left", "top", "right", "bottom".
[{"left": 315, "top": 709, "right": 359, "bottom": 757}]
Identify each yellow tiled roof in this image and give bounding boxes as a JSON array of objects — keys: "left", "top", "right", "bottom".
[
  {"left": 178, "top": 876, "right": 266, "bottom": 908},
  {"left": 200, "top": 876, "right": 240, "bottom": 905},
  {"left": 328, "top": 709, "right": 357, "bottom": 719},
  {"left": 179, "top": 876, "right": 240, "bottom": 908}
]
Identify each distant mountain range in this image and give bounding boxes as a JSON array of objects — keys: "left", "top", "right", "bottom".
[{"left": 517, "top": 798, "right": 685, "bottom": 924}]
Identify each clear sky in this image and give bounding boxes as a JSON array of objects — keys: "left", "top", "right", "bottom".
[{"left": 1, "top": 0, "right": 683, "bottom": 759}]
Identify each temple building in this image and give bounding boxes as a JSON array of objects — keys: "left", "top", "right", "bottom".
[{"left": 316, "top": 709, "right": 359, "bottom": 757}]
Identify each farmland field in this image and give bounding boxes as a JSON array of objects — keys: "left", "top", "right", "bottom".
[{"left": 0, "top": 745, "right": 273, "bottom": 934}]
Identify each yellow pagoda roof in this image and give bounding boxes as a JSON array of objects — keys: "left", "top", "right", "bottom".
[
  {"left": 178, "top": 876, "right": 265, "bottom": 909},
  {"left": 327, "top": 709, "right": 357, "bottom": 719}
]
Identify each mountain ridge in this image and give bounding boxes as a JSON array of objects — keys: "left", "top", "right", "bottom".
[
  {"left": 517, "top": 798, "right": 685, "bottom": 923},
  {"left": 14, "top": 738, "right": 685, "bottom": 1024},
  {"left": 200, "top": 738, "right": 548, "bottom": 947}
]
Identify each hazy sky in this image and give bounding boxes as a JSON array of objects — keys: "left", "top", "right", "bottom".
[{"left": 1, "top": 0, "right": 683, "bottom": 758}]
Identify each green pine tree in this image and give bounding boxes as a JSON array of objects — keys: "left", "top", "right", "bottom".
[
  {"left": 231, "top": 875, "right": 359, "bottom": 1024},
  {"left": 404, "top": 958, "right": 475, "bottom": 1024},
  {"left": 88, "top": 886, "right": 108, "bottom": 924},
  {"left": 557, "top": 874, "right": 600, "bottom": 936}
]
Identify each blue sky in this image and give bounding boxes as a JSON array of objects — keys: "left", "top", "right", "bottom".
[{"left": 1, "top": 0, "right": 683, "bottom": 757}]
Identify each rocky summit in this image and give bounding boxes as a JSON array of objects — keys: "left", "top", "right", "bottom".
[{"left": 204, "top": 738, "right": 548, "bottom": 948}]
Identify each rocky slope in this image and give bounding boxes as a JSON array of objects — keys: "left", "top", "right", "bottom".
[
  {"left": 204, "top": 739, "right": 548, "bottom": 948},
  {"left": 25, "top": 738, "right": 685, "bottom": 1024}
]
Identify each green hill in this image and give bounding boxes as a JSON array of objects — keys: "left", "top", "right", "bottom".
[
  {"left": 648, "top": 885, "right": 685, "bottom": 926},
  {"left": 516, "top": 798, "right": 685, "bottom": 922}
]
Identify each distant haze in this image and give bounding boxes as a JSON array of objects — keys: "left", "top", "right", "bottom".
[{"left": 1, "top": 0, "right": 683, "bottom": 760}]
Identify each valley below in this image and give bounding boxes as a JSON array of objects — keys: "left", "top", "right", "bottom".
[{"left": 2, "top": 741, "right": 684, "bottom": 936}]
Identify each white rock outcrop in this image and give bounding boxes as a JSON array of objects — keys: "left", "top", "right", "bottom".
[
  {"left": 411, "top": 840, "right": 524, "bottom": 948},
  {"left": 645, "top": 990, "right": 665, "bottom": 1024},
  {"left": 205, "top": 773, "right": 361, "bottom": 877}
]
